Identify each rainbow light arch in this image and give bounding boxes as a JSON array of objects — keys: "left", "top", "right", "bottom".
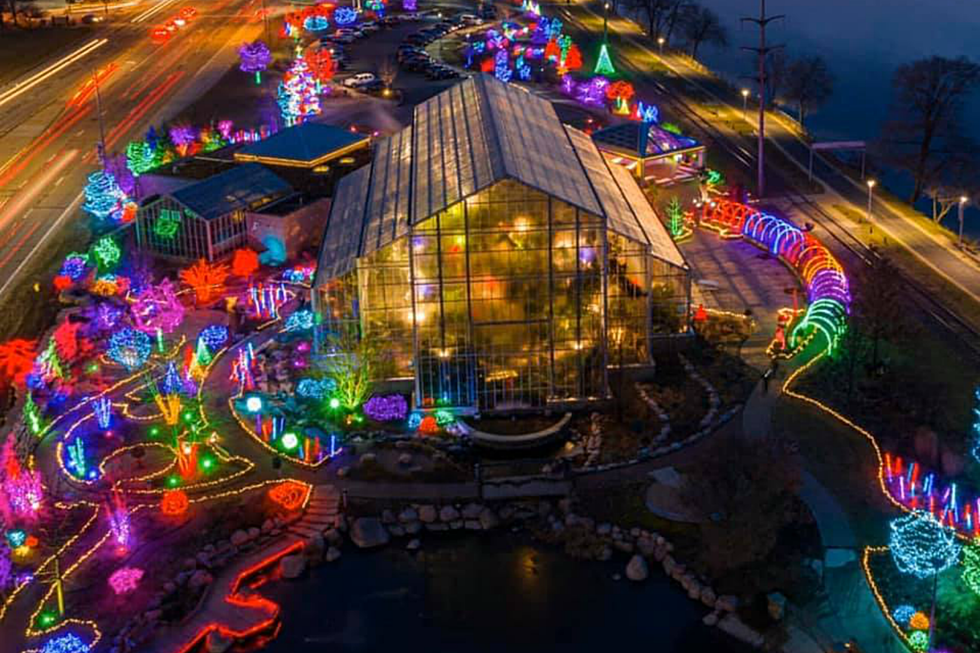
[{"left": 701, "top": 200, "right": 850, "bottom": 354}]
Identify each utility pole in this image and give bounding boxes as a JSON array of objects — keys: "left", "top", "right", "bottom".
[
  {"left": 93, "top": 68, "right": 107, "bottom": 166},
  {"left": 740, "top": 0, "right": 783, "bottom": 199}
]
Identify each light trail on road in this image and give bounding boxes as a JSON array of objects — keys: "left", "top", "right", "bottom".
[
  {"left": 0, "top": 39, "right": 109, "bottom": 110},
  {"left": 0, "top": 150, "right": 78, "bottom": 239},
  {"left": 101, "top": 70, "right": 186, "bottom": 153},
  {"left": 132, "top": 0, "right": 183, "bottom": 23},
  {"left": 67, "top": 63, "right": 120, "bottom": 108},
  {"left": 0, "top": 106, "right": 92, "bottom": 189}
]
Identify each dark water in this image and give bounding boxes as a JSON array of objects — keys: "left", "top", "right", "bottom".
[
  {"left": 693, "top": 0, "right": 980, "bottom": 232},
  {"left": 256, "top": 532, "right": 753, "bottom": 652}
]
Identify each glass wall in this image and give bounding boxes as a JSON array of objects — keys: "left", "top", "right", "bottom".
[{"left": 316, "top": 178, "right": 690, "bottom": 411}]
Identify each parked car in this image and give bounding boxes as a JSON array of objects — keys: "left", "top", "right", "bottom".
[
  {"left": 458, "top": 13, "right": 483, "bottom": 25},
  {"left": 342, "top": 72, "right": 378, "bottom": 88}
]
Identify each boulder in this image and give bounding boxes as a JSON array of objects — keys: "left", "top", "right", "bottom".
[
  {"left": 188, "top": 570, "right": 214, "bottom": 589},
  {"left": 359, "top": 452, "right": 377, "bottom": 467},
  {"left": 715, "top": 595, "right": 739, "bottom": 612},
  {"left": 398, "top": 453, "right": 412, "bottom": 466},
  {"left": 702, "top": 612, "right": 719, "bottom": 627},
  {"left": 700, "top": 587, "right": 717, "bottom": 607},
  {"left": 305, "top": 533, "right": 325, "bottom": 560},
  {"left": 280, "top": 554, "right": 306, "bottom": 579},
  {"left": 326, "top": 546, "right": 342, "bottom": 563},
  {"left": 625, "top": 555, "right": 648, "bottom": 582},
  {"left": 418, "top": 505, "right": 438, "bottom": 523},
  {"left": 206, "top": 630, "right": 233, "bottom": 653},
  {"left": 406, "top": 538, "right": 421, "bottom": 551},
  {"left": 439, "top": 505, "right": 460, "bottom": 522},
  {"left": 479, "top": 507, "right": 500, "bottom": 530},
  {"left": 247, "top": 527, "right": 261, "bottom": 541},
  {"left": 350, "top": 517, "right": 391, "bottom": 548},
  {"left": 462, "top": 503, "right": 483, "bottom": 519},
  {"left": 398, "top": 507, "right": 419, "bottom": 523},
  {"left": 404, "top": 520, "right": 422, "bottom": 535}
]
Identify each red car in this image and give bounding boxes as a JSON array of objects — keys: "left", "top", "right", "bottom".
[{"left": 150, "top": 26, "right": 171, "bottom": 43}]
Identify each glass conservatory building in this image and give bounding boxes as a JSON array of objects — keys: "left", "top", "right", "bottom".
[{"left": 313, "top": 76, "right": 691, "bottom": 411}]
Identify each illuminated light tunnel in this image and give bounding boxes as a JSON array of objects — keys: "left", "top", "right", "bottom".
[{"left": 701, "top": 200, "right": 850, "bottom": 354}]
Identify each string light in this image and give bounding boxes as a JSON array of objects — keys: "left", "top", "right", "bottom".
[
  {"left": 962, "top": 539, "right": 980, "bottom": 595},
  {"left": 889, "top": 511, "right": 960, "bottom": 578},
  {"left": 107, "top": 328, "right": 151, "bottom": 370},
  {"left": 107, "top": 567, "right": 143, "bottom": 595}
]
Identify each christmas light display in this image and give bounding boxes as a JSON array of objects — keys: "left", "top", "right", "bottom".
[
  {"left": 280, "top": 431, "right": 299, "bottom": 450},
  {"left": 169, "top": 125, "right": 197, "bottom": 157},
  {"left": 418, "top": 415, "right": 439, "bottom": 435},
  {"left": 962, "top": 539, "right": 980, "bottom": 595},
  {"left": 160, "top": 489, "right": 189, "bottom": 516},
  {"left": 239, "top": 40, "right": 272, "bottom": 84},
  {"left": 363, "top": 394, "right": 408, "bottom": 422},
  {"left": 93, "top": 396, "right": 112, "bottom": 430},
  {"left": 269, "top": 481, "right": 309, "bottom": 510},
  {"left": 335, "top": 6, "right": 357, "bottom": 25},
  {"left": 494, "top": 49, "right": 512, "bottom": 82},
  {"left": 906, "top": 631, "right": 928, "bottom": 652},
  {"left": 40, "top": 633, "right": 90, "bottom": 653},
  {"left": 91, "top": 236, "right": 121, "bottom": 272},
  {"left": 606, "top": 80, "right": 634, "bottom": 114},
  {"left": 66, "top": 438, "right": 86, "bottom": 479},
  {"left": 231, "top": 248, "right": 260, "bottom": 278},
  {"left": 364, "top": 0, "right": 384, "bottom": 14},
  {"left": 303, "top": 15, "right": 329, "bottom": 31},
  {"left": 594, "top": 43, "right": 615, "bottom": 76},
  {"left": 179, "top": 259, "right": 230, "bottom": 306},
  {"left": 107, "top": 328, "right": 152, "bottom": 371},
  {"left": 5, "top": 529, "right": 26, "bottom": 549},
  {"left": 82, "top": 170, "right": 126, "bottom": 224},
  {"left": 60, "top": 253, "right": 89, "bottom": 280},
  {"left": 578, "top": 76, "right": 609, "bottom": 107},
  {"left": 24, "top": 393, "right": 44, "bottom": 435},
  {"left": 634, "top": 100, "right": 659, "bottom": 123},
  {"left": 889, "top": 511, "right": 959, "bottom": 578},
  {"left": 125, "top": 141, "right": 155, "bottom": 176},
  {"left": 701, "top": 200, "right": 850, "bottom": 355},
  {"left": 108, "top": 567, "right": 143, "bottom": 595},
  {"left": 107, "top": 492, "right": 131, "bottom": 549},
  {"left": 891, "top": 604, "right": 916, "bottom": 627},
  {"left": 198, "top": 325, "right": 229, "bottom": 350},
  {"left": 277, "top": 54, "right": 321, "bottom": 126},
  {"left": 907, "top": 611, "right": 929, "bottom": 630},
  {"left": 0, "top": 544, "right": 10, "bottom": 591},
  {"left": 402, "top": 0, "right": 416, "bottom": 10},
  {"left": 154, "top": 208, "right": 182, "bottom": 239},
  {"left": 131, "top": 278, "right": 185, "bottom": 334},
  {"left": 285, "top": 309, "right": 314, "bottom": 332}
]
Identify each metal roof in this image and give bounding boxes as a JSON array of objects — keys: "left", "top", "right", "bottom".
[
  {"left": 171, "top": 163, "right": 293, "bottom": 221},
  {"left": 592, "top": 121, "right": 702, "bottom": 159},
  {"left": 234, "top": 122, "right": 369, "bottom": 166},
  {"left": 316, "top": 75, "right": 686, "bottom": 284}
]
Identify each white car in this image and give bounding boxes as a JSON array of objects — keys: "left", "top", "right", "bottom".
[
  {"left": 343, "top": 72, "right": 377, "bottom": 88},
  {"left": 459, "top": 13, "right": 483, "bottom": 25}
]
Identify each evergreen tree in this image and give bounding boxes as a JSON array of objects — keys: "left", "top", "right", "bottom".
[
  {"left": 82, "top": 170, "right": 126, "bottom": 224},
  {"left": 277, "top": 55, "right": 321, "bottom": 126}
]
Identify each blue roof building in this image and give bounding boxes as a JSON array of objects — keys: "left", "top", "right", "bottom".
[{"left": 233, "top": 122, "right": 370, "bottom": 169}]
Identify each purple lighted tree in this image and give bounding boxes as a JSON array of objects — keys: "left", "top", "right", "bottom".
[
  {"left": 169, "top": 125, "right": 197, "bottom": 157},
  {"left": 239, "top": 40, "right": 272, "bottom": 84}
]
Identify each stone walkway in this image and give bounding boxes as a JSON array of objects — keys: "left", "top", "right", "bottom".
[{"left": 144, "top": 485, "right": 340, "bottom": 653}]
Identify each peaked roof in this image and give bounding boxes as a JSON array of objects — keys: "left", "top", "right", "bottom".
[
  {"left": 592, "top": 121, "right": 702, "bottom": 159},
  {"left": 171, "top": 163, "right": 293, "bottom": 221},
  {"left": 234, "top": 122, "right": 370, "bottom": 167},
  {"left": 316, "top": 75, "right": 686, "bottom": 284}
]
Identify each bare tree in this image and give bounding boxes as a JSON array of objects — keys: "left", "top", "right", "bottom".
[
  {"left": 764, "top": 49, "right": 789, "bottom": 108},
  {"left": 678, "top": 4, "right": 727, "bottom": 60},
  {"left": 880, "top": 56, "right": 980, "bottom": 203},
  {"left": 631, "top": 0, "right": 685, "bottom": 42},
  {"left": 852, "top": 256, "right": 907, "bottom": 369},
  {"left": 925, "top": 184, "right": 970, "bottom": 223},
  {"left": 783, "top": 55, "right": 834, "bottom": 128}
]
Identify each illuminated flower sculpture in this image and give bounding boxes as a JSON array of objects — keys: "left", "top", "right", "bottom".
[
  {"left": 40, "top": 634, "right": 90, "bottom": 653},
  {"left": 889, "top": 511, "right": 960, "bottom": 578},
  {"left": 107, "top": 328, "right": 152, "bottom": 371},
  {"left": 108, "top": 567, "right": 144, "bottom": 595},
  {"left": 334, "top": 6, "right": 357, "bottom": 25},
  {"left": 239, "top": 40, "right": 272, "bottom": 84}
]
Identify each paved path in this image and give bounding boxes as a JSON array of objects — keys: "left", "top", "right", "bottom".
[{"left": 741, "top": 376, "right": 904, "bottom": 653}]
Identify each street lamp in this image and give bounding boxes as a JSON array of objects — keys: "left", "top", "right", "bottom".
[
  {"left": 657, "top": 36, "right": 665, "bottom": 54},
  {"left": 959, "top": 195, "right": 970, "bottom": 247},
  {"left": 866, "top": 179, "right": 876, "bottom": 233},
  {"left": 741, "top": 88, "right": 749, "bottom": 121},
  {"left": 603, "top": 2, "right": 610, "bottom": 43}
]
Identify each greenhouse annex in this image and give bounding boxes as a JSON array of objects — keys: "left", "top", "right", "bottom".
[{"left": 313, "top": 75, "right": 691, "bottom": 411}]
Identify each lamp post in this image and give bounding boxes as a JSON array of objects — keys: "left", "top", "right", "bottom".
[
  {"left": 657, "top": 36, "right": 665, "bottom": 54},
  {"left": 603, "top": 2, "right": 609, "bottom": 43},
  {"left": 959, "top": 196, "right": 969, "bottom": 247},
  {"left": 866, "top": 179, "right": 876, "bottom": 233},
  {"left": 741, "top": 88, "right": 749, "bottom": 121}
]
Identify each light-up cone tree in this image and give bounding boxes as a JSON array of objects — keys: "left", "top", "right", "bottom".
[
  {"left": 239, "top": 40, "right": 272, "bottom": 84},
  {"left": 277, "top": 53, "right": 321, "bottom": 127},
  {"left": 595, "top": 43, "right": 615, "bottom": 76}
]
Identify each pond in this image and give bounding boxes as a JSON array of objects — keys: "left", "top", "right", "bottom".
[{"left": 252, "top": 531, "right": 753, "bottom": 652}]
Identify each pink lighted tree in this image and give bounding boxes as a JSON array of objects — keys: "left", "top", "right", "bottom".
[{"left": 131, "top": 278, "right": 185, "bottom": 334}]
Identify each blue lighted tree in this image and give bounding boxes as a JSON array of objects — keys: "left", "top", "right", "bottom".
[
  {"left": 82, "top": 170, "right": 126, "bottom": 224},
  {"left": 889, "top": 511, "right": 960, "bottom": 578}
]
